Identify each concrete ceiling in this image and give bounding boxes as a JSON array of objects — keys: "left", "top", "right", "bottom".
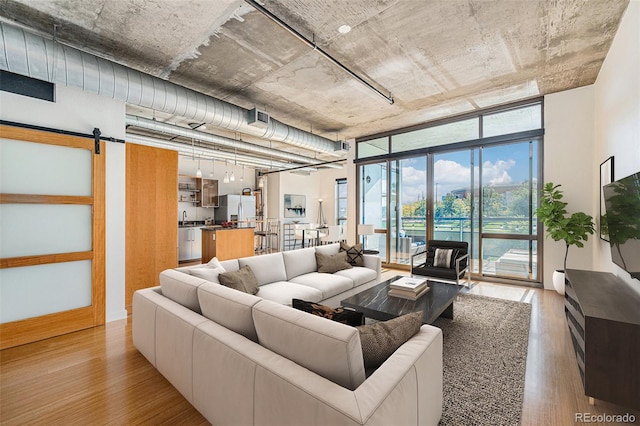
[{"left": 0, "top": 0, "right": 630, "bottom": 161}]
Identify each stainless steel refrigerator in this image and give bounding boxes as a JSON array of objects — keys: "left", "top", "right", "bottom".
[{"left": 214, "top": 194, "right": 256, "bottom": 223}]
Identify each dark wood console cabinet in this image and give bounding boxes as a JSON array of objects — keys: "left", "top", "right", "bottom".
[{"left": 564, "top": 269, "right": 640, "bottom": 411}]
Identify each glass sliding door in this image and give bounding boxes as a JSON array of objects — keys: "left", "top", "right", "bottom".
[
  {"left": 433, "top": 150, "right": 476, "bottom": 272},
  {"left": 479, "top": 140, "right": 538, "bottom": 280},
  {"left": 360, "top": 162, "right": 387, "bottom": 258},
  {"left": 389, "top": 157, "right": 427, "bottom": 264}
]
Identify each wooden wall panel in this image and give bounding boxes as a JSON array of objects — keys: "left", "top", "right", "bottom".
[{"left": 125, "top": 144, "right": 178, "bottom": 312}]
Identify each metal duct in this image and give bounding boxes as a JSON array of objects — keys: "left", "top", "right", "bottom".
[
  {"left": 126, "top": 133, "right": 317, "bottom": 172},
  {"left": 0, "top": 21, "right": 341, "bottom": 155},
  {"left": 126, "top": 115, "right": 341, "bottom": 169}
]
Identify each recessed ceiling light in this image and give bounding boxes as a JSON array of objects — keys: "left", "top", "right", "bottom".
[{"left": 338, "top": 24, "right": 351, "bottom": 34}]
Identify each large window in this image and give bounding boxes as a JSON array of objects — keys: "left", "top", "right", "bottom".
[
  {"left": 335, "top": 178, "right": 347, "bottom": 226},
  {"left": 355, "top": 100, "right": 543, "bottom": 284}
]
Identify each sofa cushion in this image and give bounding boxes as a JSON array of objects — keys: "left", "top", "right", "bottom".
[
  {"left": 256, "top": 282, "right": 323, "bottom": 306},
  {"left": 339, "top": 242, "right": 364, "bottom": 267},
  {"left": 289, "top": 272, "right": 353, "bottom": 299},
  {"left": 252, "top": 299, "right": 366, "bottom": 390},
  {"left": 335, "top": 267, "right": 378, "bottom": 287},
  {"left": 219, "top": 265, "right": 259, "bottom": 295},
  {"left": 315, "top": 242, "right": 340, "bottom": 256},
  {"left": 219, "top": 259, "right": 240, "bottom": 272},
  {"left": 282, "top": 247, "right": 317, "bottom": 280},
  {"left": 160, "top": 269, "right": 207, "bottom": 314},
  {"left": 316, "top": 251, "right": 352, "bottom": 273},
  {"left": 356, "top": 311, "right": 423, "bottom": 369},
  {"left": 413, "top": 265, "right": 462, "bottom": 280},
  {"left": 197, "top": 282, "right": 262, "bottom": 342},
  {"left": 239, "top": 252, "right": 287, "bottom": 286},
  {"left": 292, "top": 299, "right": 364, "bottom": 327}
]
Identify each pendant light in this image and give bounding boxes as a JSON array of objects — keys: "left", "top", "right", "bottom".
[
  {"left": 230, "top": 134, "right": 237, "bottom": 182},
  {"left": 196, "top": 157, "right": 202, "bottom": 178},
  {"left": 223, "top": 160, "right": 230, "bottom": 183},
  {"left": 240, "top": 165, "right": 244, "bottom": 182},
  {"left": 191, "top": 137, "right": 202, "bottom": 177},
  {"left": 209, "top": 158, "right": 215, "bottom": 178}
]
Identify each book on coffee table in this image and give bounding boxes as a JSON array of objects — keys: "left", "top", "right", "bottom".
[
  {"left": 390, "top": 277, "right": 427, "bottom": 292},
  {"left": 388, "top": 285, "right": 431, "bottom": 300}
]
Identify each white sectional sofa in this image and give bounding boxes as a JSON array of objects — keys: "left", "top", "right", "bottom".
[
  {"left": 133, "top": 243, "right": 444, "bottom": 425},
  {"left": 177, "top": 243, "right": 382, "bottom": 307}
]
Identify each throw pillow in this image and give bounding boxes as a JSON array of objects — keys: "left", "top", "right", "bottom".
[
  {"left": 434, "top": 248, "right": 454, "bottom": 268},
  {"left": 292, "top": 299, "right": 364, "bottom": 327},
  {"left": 218, "top": 265, "right": 259, "bottom": 295},
  {"left": 205, "top": 256, "right": 226, "bottom": 271},
  {"left": 316, "top": 251, "right": 353, "bottom": 273},
  {"left": 189, "top": 267, "right": 223, "bottom": 283},
  {"left": 356, "top": 311, "right": 423, "bottom": 369},
  {"left": 339, "top": 242, "right": 364, "bottom": 266}
]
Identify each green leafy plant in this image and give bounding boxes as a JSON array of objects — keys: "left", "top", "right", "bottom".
[{"left": 536, "top": 182, "right": 595, "bottom": 271}]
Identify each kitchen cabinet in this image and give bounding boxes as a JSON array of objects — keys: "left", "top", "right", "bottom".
[
  {"left": 179, "top": 226, "right": 203, "bottom": 262},
  {"left": 197, "top": 178, "right": 218, "bottom": 207}
]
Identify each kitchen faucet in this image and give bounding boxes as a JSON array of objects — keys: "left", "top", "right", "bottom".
[{"left": 182, "top": 210, "right": 187, "bottom": 224}]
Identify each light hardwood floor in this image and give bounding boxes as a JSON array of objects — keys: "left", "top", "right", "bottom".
[{"left": 1, "top": 269, "right": 638, "bottom": 425}]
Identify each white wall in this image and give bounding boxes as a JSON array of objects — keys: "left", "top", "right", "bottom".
[
  {"left": 0, "top": 85, "right": 127, "bottom": 321},
  {"left": 267, "top": 157, "right": 350, "bottom": 241},
  {"left": 593, "top": 0, "right": 640, "bottom": 293},
  {"left": 542, "top": 86, "right": 596, "bottom": 289}
]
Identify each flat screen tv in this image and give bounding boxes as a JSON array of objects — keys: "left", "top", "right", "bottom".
[{"left": 602, "top": 171, "right": 640, "bottom": 279}]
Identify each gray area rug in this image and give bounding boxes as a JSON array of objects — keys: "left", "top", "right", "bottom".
[{"left": 433, "top": 294, "right": 531, "bottom": 426}]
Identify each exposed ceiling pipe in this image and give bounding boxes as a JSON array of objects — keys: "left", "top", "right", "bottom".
[
  {"left": 127, "top": 134, "right": 317, "bottom": 172},
  {"left": 244, "top": 0, "right": 394, "bottom": 105},
  {"left": 126, "top": 114, "right": 342, "bottom": 169},
  {"left": 0, "top": 21, "right": 342, "bottom": 155}
]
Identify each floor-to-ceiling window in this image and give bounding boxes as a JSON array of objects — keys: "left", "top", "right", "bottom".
[
  {"left": 335, "top": 178, "right": 347, "bottom": 226},
  {"left": 390, "top": 157, "right": 427, "bottom": 264},
  {"left": 356, "top": 99, "right": 543, "bottom": 285},
  {"left": 433, "top": 149, "right": 477, "bottom": 271}
]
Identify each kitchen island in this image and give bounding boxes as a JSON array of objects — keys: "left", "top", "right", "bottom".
[{"left": 201, "top": 227, "right": 254, "bottom": 262}]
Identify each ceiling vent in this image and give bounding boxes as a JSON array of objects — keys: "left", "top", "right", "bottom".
[
  {"left": 335, "top": 141, "right": 350, "bottom": 151},
  {"left": 248, "top": 108, "right": 270, "bottom": 128}
]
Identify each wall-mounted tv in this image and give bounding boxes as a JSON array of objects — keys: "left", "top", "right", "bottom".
[{"left": 602, "top": 171, "right": 640, "bottom": 279}]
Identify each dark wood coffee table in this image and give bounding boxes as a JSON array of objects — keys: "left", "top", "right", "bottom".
[{"left": 341, "top": 276, "right": 462, "bottom": 324}]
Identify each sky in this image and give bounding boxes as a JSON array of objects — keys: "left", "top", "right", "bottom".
[{"left": 400, "top": 141, "right": 537, "bottom": 203}]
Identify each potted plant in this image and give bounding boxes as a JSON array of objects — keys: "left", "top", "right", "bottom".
[{"left": 535, "top": 182, "right": 595, "bottom": 295}]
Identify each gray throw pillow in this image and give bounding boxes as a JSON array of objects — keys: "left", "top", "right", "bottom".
[
  {"left": 434, "top": 248, "right": 454, "bottom": 268},
  {"left": 218, "top": 265, "right": 259, "bottom": 295},
  {"left": 356, "top": 311, "right": 423, "bottom": 369},
  {"left": 315, "top": 251, "right": 353, "bottom": 273}
]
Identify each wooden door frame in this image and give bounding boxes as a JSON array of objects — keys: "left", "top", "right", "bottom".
[{"left": 0, "top": 125, "right": 105, "bottom": 349}]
